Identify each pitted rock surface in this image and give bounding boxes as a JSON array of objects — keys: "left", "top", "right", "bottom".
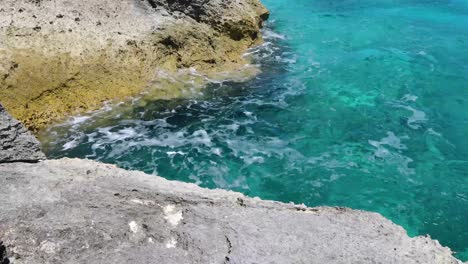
[
  {"left": 0, "top": 104, "right": 45, "bottom": 162},
  {"left": 0, "top": 158, "right": 463, "bottom": 263},
  {"left": 0, "top": 0, "right": 269, "bottom": 131}
]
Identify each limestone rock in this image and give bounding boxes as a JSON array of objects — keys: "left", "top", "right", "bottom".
[
  {"left": 0, "top": 0, "right": 269, "bottom": 132},
  {"left": 0, "top": 158, "right": 463, "bottom": 263},
  {"left": 0, "top": 104, "right": 45, "bottom": 162}
]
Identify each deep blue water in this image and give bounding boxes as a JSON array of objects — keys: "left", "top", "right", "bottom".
[{"left": 41, "top": 0, "right": 468, "bottom": 259}]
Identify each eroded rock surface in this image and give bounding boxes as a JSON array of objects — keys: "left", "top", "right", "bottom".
[
  {"left": 0, "top": 0, "right": 269, "bottom": 131},
  {"left": 0, "top": 104, "right": 45, "bottom": 162},
  {"left": 0, "top": 158, "right": 463, "bottom": 263}
]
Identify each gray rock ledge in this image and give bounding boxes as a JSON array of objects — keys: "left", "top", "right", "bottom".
[
  {"left": 0, "top": 104, "right": 45, "bottom": 163},
  {"left": 0, "top": 158, "right": 463, "bottom": 264}
]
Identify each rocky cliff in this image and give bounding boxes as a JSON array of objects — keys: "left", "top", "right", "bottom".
[
  {"left": 0, "top": 0, "right": 269, "bottom": 132},
  {"left": 0, "top": 103, "right": 45, "bottom": 162},
  {"left": 0, "top": 158, "right": 463, "bottom": 264}
]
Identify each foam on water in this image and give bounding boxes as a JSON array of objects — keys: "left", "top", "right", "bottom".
[{"left": 40, "top": 1, "right": 468, "bottom": 260}]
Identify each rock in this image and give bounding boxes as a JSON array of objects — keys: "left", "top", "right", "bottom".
[
  {"left": 0, "top": 104, "right": 45, "bottom": 162},
  {"left": 0, "top": 0, "right": 269, "bottom": 132},
  {"left": 0, "top": 158, "right": 463, "bottom": 263}
]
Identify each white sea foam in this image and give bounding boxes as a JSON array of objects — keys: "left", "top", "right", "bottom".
[
  {"left": 98, "top": 127, "right": 138, "bottom": 142},
  {"left": 368, "top": 132, "right": 408, "bottom": 150},
  {"left": 167, "top": 151, "right": 186, "bottom": 157},
  {"left": 191, "top": 130, "right": 212, "bottom": 146},
  {"left": 62, "top": 136, "right": 82, "bottom": 150},
  {"left": 211, "top": 148, "right": 223, "bottom": 156},
  {"left": 391, "top": 97, "right": 428, "bottom": 130},
  {"left": 221, "top": 123, "right": 240, "bottom": 132},
  {"left": 427, "top": 128, "right": 442, "bottom": 137},
  {"left": 242, "top": 155, "right": 265, "bottom": 165},
  {"left": 401, "top": 94, "right": 418, "bottom": 102},
  {"left": 369, "top": 132, "right": 414, "bottom": 175},
  {"left": 263, "top": 29, "right": 286, "bottom": 40},
  {"left": 403, "top": 106, "right": 428, "bottom": 129},
  {"left": 70, "top": 116, "right": 91, "bottom": 125}
]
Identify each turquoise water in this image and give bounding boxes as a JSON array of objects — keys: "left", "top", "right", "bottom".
[{"left": 42, "top": 0, "right": 468, "bottom": 259}]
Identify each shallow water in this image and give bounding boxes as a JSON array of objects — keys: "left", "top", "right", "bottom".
[{"left": 41, "top": 0, "right": 468, "bottom": 259}]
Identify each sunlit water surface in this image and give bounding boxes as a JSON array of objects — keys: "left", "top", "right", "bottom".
[{"left": 41, "top": 0, "right": 468, "bottom": 259}]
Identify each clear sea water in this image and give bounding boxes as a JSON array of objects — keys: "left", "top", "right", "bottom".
[{"left": 41, "top": 0, "right": 468, "bottom": 259}]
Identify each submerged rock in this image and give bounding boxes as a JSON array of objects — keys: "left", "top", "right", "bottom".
[
  {"left": 0, "top": 0, "right": 269, "bottom": 132},
  {"left": 0, "top": 158, "right": 463, "bottom": 263},
  {"left": 0, "top": 104, "right": 45, "bottom": 162}
]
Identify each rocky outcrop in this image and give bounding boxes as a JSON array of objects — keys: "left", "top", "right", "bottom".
[
  {"left": 0, "top": 158, "right": 463, "bottom": 264},
  {"left": 0, "top": 103, "right": 45, "bottom": 162},
  {"left": 0, "top": 0, "right": 269, "bottom": 132}
]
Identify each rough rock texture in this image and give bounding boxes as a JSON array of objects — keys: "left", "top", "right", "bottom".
[
  {"left": 0, "top": 158, "right": 463, "bottom": 264},
  {"left": 0, "top": 103, "right": 45, "bottom": 162},
  {"left": 0, "top": 0, "right": 269, "bottom": 131}
]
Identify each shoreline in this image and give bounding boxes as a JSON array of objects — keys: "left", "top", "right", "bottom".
[
  {"left": 0, "top": 102, "right": 465, "bottom": 263},
  {"left": 0, "top": 0, "right": 466, "bottom": 263}
]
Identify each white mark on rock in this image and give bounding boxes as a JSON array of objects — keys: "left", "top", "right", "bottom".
[
  {"left": 148, "top": 237, "right": 154, "bottom": 244},
  {"left": 163, "top": 205, "right": 183, "bottom": 227},
  {"left": 166, "top": 237, "right": 177, "bottom": 248},
  {"left": 129, "top": 221, "right": 139, "bottom": 233},
  {"left": 131, "top": 199, "right": 155, "bottom": 206},
  {"left": 40, "top": 241, "right": 58, "bottom": 254},
  {"left": 131, "top": 199, "right": 144, "bottom": 205}
]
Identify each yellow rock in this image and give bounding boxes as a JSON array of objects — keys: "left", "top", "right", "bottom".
[{"left": 0, "top": 0, "right": 269, "bottom": 132}]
